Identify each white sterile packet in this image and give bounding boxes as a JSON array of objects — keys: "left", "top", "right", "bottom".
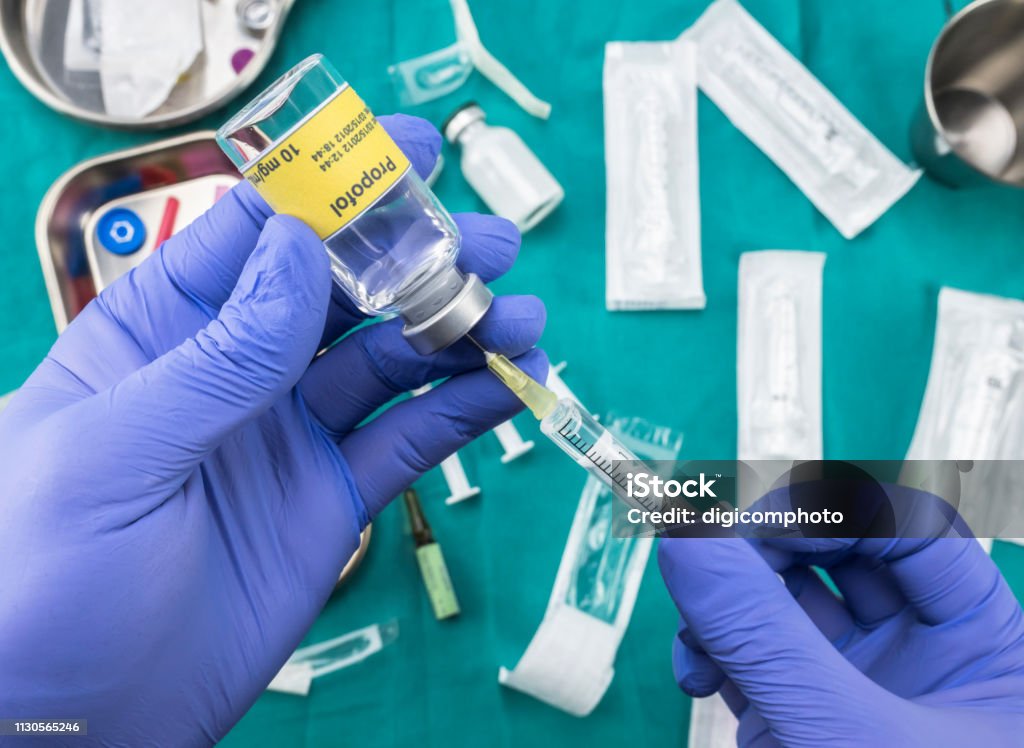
[
  {"left": 388, "top": 42, "right": 474, "bottom": 107},
  {"left": 100, "top": 0, "right": 203, "bottom": 119},
  {"left": 499, "top": 416, "right": 684, "bottom": 716},
  {"left": 267, "top": 620, "right": 399, "bottom": 697},
  {"left": 688, "top": 693, "right": 739, "bottom": 748},
  {"left": 737, "top": 251, "right": 825, "bottom": 461},
  {"left": 706, "top": 252, "right": 823, "bottom": 747},
  {"left": 604, "top": 40, "right": 704, "bottom": 311},
  {"left": 908, "top": 288, "right": 1024, "bottom": 462},
  {"left": 906, "top": 288, "right": 1024, "bottom": 549},
  {"left": 682, "top": 0, "right": 920, "bottom": 239}
]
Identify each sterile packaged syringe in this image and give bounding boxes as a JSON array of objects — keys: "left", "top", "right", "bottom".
[
  {"left": 737, "top": 250, "right": 825, "bottom": 461},
  {"left": 682, "top": 0, "right": 920, "bottom": 239},
  {"left": 217, "top": 54, "right": 493, "bottom": 355},
  {"left": 908, "top": 288, "right": 1024, "bottom": 462},
  {"left": 603, "top": 40, "right": 705, "bottom": 311},
  {"left": 907, "top": 287, "right": 1024, "bottom": 550}
]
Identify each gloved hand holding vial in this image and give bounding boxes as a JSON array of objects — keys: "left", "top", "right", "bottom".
[
  {"left": 0, "top": 55, "right": 546, "bottom": 743},
  {"left": 1, "top": 3, "right": 1024, "bottom": 742}
]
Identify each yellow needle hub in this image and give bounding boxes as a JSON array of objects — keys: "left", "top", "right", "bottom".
[{"left": 484, "top": 352, "right": 558, "bottom": 420}]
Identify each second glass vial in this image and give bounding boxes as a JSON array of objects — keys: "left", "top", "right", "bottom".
[{"left": 444, "top": 102, "right": 564, "bottom": 232}]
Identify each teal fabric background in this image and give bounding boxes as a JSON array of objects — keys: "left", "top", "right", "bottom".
[{"left": 2, "top": 0, "right": 1024, "bottom": 745}]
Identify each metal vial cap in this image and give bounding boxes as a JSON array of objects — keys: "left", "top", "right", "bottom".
[
  {"left": 401, "top": 269, "right": 493, "bottom": 355},
  {"left": 442, "top": 102, "right": 486, "bottom": 145}
]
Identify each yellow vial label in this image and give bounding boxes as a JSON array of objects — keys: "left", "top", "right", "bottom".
[{"left": 242, "top": 85, "right": 411, "bottom": 239}]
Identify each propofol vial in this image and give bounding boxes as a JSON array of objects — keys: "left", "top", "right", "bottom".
[{"left": 217, "top": 54, "right": 493, "bottom": 354}]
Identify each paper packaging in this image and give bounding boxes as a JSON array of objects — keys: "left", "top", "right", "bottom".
[
  {"left": 604, "top": 40, "right": 705, "bottom": 311},
  {"left": 737, "top": 250, "right": 825, "bottom": 461},
  {"left": 682, "top": 0, "right": 920, "bottom": 239},
  {"left": 688, "top": 694, "right": 740, "bottom": 748},
  {"left": 708, "top": 251, "right": 824, "bottom": 748},
  {"left": 907, "top": 288, "right": 1024, "bottom": 463},
  {"left": 907, "top": 287, "right": 1024, "bottom": 551},
  {"left": 100, "top": 0, "right": 204, "bottom": 119},
  {"left": 389, "top": 43, "right": 474, "bottom": 107},
  {"left": 499, "top": 417, "right": 683, "bottom": 716},
  {"left": 267, "top": 620, "right": 397, "bottom": 697}
]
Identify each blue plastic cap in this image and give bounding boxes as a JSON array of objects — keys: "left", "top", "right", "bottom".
[{"left": 96, "top": 208, "right": 147, "bottom": 255}]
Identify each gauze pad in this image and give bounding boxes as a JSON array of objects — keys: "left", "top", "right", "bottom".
[
  {"left": 682, "top": 0, "right": 920, "bottom": 239},
  {"left": 738, "top": 251, "right": 825, "bottom": 461},
  {"left": 604, "top": 40, "right": 704, "bottom": 311}
]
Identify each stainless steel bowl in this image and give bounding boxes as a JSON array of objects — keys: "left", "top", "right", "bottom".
[{"left": 0, "top": 0, "right": 297, "bottom": 129}]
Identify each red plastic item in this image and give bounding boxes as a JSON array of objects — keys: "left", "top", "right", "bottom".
[{"left": 153, "top": 197, "right": 181, "bottom": 251}]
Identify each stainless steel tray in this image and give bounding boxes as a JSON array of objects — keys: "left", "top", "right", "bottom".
[
  {"left": 84, "top": 173, "right": 239, "bottom": 292},
  {"left": 0, "top": 0, "right": 297, "bottom": 129},
  {"left": 36, "top": 130, "right": 238, "bottom": 329}
]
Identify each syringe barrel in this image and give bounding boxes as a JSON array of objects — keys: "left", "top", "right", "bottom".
[{"left": 540, "top": 399, "right": 649, "bottom": 505}]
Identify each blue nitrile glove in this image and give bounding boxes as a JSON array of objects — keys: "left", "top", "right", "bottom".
[
  {"left": 659, "top": 516, "right": 1024, "bottom": 746},
  {"left": 0, "top": 114, "right": 546, "bottom": 745}
]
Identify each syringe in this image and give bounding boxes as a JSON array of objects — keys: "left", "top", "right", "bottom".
[{"left": 477, "top": 346, "right": 661, "bottom": 513}]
